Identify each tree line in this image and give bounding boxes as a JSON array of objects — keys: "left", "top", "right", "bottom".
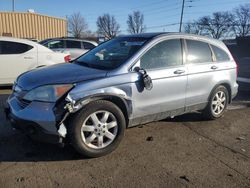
[
  {"left": 185, "top": 3, "right": 250, "bottom": 39},
  {"left": 68, "top": 11, "right": 145, "bottom": 40},
  {"left": 68, "top": 3, "right": 250, "bottom": 40}
]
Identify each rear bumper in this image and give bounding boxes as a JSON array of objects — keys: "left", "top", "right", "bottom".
[
  {"left": 231, "top": 82, "right": 239, "bottom": 100},
  {"left": 5, "top": 95, "right": 64, "bottom": 144}
]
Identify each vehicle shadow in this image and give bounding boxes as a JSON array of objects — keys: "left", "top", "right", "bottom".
[
  {"left": 234, "top": 90, "right": 250, "bottom": 102},
  {"left": 0, "top": 121, "right": 87, "bottom": 162},
  {"left": 0, "top": 132, "right": 85, "bottom": 162},
  {"left": 163, "top": 112, "right": 207, "bottom": 123},
  {"left": 0, "top": 91, "right": 86, "bottom": 162}
]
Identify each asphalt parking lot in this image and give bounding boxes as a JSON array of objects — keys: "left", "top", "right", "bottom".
[{"left": 0, "top": 88, "right": 249, "bottom": 188}]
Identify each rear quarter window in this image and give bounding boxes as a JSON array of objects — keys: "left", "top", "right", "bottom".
[
  {"left": 0, "top": 41, "right": 33, "bottom": 54},
  {"left": 211, "top": 45, "right": 230, "bottom": 62},
  {"left": 83, "top": 42, "right": 96, "bottom": 50}
]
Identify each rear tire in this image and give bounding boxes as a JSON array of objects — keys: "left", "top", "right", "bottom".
[
  {"left": 203, "top": 86, "right": 229, "bottom": 120},
  {"left": 68, "top": 100, "right": 126, "bottom": 158}
]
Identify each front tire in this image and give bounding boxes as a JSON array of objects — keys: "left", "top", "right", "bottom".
[
  {"left": 203, "top": 86, "right": 229, "bottom": 120},
  {"left": 68, "top": 100, "right": 126, "bottom": 158}
]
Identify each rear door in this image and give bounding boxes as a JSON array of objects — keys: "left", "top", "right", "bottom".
[
  {"left": 0, "top": 40, "right": 37, "bottom": 85},
  {"left": 131, "top": 38, "right": 188, "bottom": 121},
  {"left": 185, "top": 39, "right": 219, "bottom": 109},
  {"left": 66, "top": 40, "right": 85, "bottom": 59}
]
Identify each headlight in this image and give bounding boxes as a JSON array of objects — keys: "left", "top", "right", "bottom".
[{"left": 23, "top": 84, "right": 73, "bottom": 102}]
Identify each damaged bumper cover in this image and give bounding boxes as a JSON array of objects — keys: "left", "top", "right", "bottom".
[{"left": 6, "top": 94, "right": 67, "bottom": 144}]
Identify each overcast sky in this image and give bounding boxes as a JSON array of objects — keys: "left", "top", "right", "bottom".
[{"left": 0, "top": 0, "right": 249, "bottom": 33}]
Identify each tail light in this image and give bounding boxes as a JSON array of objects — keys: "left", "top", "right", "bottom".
[
  {"left": 64, "top": 55, "right": 71, "bottom": 63},
  {"left": 233, "top": 58, "right": 238, "bottom": 77}
]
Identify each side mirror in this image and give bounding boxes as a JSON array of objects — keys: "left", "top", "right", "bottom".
[{"left": 134, "top": 67, "right": 153, "bottom": 90}]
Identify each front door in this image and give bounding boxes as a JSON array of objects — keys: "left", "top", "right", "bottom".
[{"left": 131, "top": 38, "right": 187, "bottom": 122}]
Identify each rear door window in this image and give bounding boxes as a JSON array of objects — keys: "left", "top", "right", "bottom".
[
  {"left": 211, "top": 45, "right": 230, "bottom": 62},
  {"left": 186, "top": 40, "right": 213, "bottom": 64},
  {"left": 66, "top": 40, "right": 81, "bottom": 49},
  {"left": 0, "top": 41, "right": 33, "bottom": 54}
]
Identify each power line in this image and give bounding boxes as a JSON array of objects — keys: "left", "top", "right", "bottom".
[
  {"left": 83, "top": 5, "right": 181, "bottom": 22},
  {"left": 83, "top": 0, "right": 173, "bottom": 17},
  {"left": 84, "top": 2, "right": 181, "bottom": 21},
  {"left": 187, "top": 0, "right": 249, "bottom": 8},
  {"left": 136, "top": 3, "right": 182, "bottom": 14},
  {"left": 184, "top": 22, "right": 250, "bottom": 27}
]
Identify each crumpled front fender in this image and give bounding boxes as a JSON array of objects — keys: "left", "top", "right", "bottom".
[{"left": 65, "top": 86, "right": 132, "bottom": 115}]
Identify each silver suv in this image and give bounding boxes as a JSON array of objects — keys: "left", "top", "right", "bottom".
[{"left": 6, "top": 33, "right": 238, "bottom": 157}]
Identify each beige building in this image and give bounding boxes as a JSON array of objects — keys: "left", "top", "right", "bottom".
[{"left": 0, "top": 12, "right": 67, "bottom": 41}]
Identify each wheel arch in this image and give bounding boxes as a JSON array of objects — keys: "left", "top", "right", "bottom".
[
  {"left": 209, "top": 82, "right": 232, "bottom": 104},
  {"left": 67, "top": 94, "right": 131, "bottom": 127},
  {"left": 94, "top": 95, "right": 130, "bottom": 127}
]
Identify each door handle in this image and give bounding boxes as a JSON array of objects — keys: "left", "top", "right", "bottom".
[
  {"left": 211, "top": 65, "right": 218, "bottom": 70},
  {"left": 24, "top": 56, "right": 34, "bottom": 59},
  {"left": 174, "top": 70, "right": 185, "bottom": 74}
]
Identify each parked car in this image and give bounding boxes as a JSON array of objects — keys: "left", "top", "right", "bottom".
[
  {"left": 40, "top": 37, "right": 98, "bottom": 60},
  {"left": 237, "top": 57, "right": 250, "bottom": 91},
  {"left": 0, "top": 37, "right": 70, "bottom": 85},
  {"left": 5, "top": 33, "right": 238, "bottom": 157}
]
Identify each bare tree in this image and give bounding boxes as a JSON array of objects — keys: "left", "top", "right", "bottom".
[
  {"left": 196, "top": 12, "right": 234, "bottom": 39},
  {"left": 184, "top": 22, "right": 202, "bottom": 35},
  {"left": 232, "top": 4, "right": 250, "bottom": 37},
  {"left": 127, "top": 11, "right": 146, "bottom": 34},
  {"left": 81, "top": 30, "right": 97, "bottom": 38},
  {"left": 68, "top": 12, "right": 88, "bottom": 38},
  {"left": 96, "top": 14, "right": 120, "bottom": 39}
]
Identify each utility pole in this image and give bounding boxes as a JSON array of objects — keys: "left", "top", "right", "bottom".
[
  {"left": 179, "top": 0, "right": 185, "bottom": 32},
  {"left": 12, "top": 0, "right": 15, "bottom": 12}
]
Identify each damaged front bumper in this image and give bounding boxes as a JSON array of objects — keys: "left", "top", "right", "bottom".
[{"left": 5, "top": 94, "right": 68, "bottom": 145}]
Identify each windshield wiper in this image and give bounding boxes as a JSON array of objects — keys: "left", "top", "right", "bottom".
[
  {"left": 75, "top": 61, "right": 109, "bottom": 70},
  {"left": 75, "top": 61, "right": 92, "bottom": 68}
]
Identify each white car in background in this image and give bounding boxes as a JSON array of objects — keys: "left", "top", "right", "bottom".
[
  {"left": 40, "top": 38, "right": 98, "bottom": 60},
  {"left": 0, "top": 37, "right": 70, "bottom": 85}
]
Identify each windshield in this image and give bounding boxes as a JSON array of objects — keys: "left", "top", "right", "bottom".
[{"left": 74, "top": 37, "right": 148, "bottom": 70}]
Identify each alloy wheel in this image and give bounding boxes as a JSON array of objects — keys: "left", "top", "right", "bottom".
[
  {"left": 80, "top": 110, "right": 118, "bottom": 149},
  {"left": 211, "top": 91, "right": 227, "bottom": 115}
]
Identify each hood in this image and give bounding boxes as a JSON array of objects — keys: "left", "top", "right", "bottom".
[{"left": 17, "top": 63, "right": 108, "bottom": 90}]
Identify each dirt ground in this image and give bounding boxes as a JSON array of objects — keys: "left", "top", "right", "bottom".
[{"left": 0, "top": 88, "right": 249, "bottom": 188}]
